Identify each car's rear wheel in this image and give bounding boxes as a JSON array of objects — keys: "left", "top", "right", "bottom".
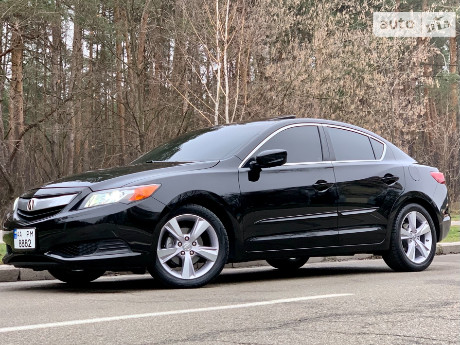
[
  {"left": 383, "top": 203, "right": 436, "bottom": 272},
  {"left": 149, "top": 204, "right": 229, "bottom": 288},
  {"left": 48, "top": 268, "right": 105, "bottom": 285},
  {"left": 266, "top": 257, "right": 309, "bottom": 271}
]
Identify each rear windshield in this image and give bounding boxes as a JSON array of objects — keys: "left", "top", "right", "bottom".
[{"left": 132, "top": 123, "right": 268, "bottom": 163}]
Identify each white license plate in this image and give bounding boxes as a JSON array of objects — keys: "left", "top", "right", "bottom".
[{"left": 13, "top": 228, "right": 36, "bottom": 250}]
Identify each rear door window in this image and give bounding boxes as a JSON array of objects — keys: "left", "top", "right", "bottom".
[
  {"left": 327, "top": 127, "right": 376, "bottom": 161},
  {"left": 370, "top": 138, "right": 385, "bottom": 159}
]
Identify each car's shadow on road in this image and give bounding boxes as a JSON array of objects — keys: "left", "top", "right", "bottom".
[
  {"left": 216, "top": 264, "right": 392, "bottom": 286},
  {"left": 7, "top": 263, "right": 393, "bottom": 294}
]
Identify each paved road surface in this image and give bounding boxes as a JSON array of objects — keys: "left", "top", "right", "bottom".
[{"left": 0, "top": 255, "right": 459, "bottom": 345}]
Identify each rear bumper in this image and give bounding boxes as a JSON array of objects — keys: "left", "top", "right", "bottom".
[{"left": 439, "top": 215, "right": 451, "bottom": 242}]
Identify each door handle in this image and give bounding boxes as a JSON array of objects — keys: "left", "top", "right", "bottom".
[
  {"left": 313, "top": 180, "right": 333, "bottom": 192},
  {"left": 381, "top": 174, "right": 399, "bottom": 185}
]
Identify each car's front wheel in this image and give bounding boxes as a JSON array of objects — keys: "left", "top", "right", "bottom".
[
  {"left": 149, "top": 204, "right": 229, "bottom": 288},
  {"left": 266, "top": 257, "right": 309, "bottom": 271},
  {"left": 48, "top": 268, "right": 105, "bottom": 285},
  {"left": 383, "top": 203, "right": 436, "bottom": 272}
]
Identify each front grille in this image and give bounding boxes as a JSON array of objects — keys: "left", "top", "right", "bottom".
[
  {"left": 17, "top": 205, "right": 65, "bottom": 222},
  {"left": 50, "top": 242, "right": 99, "bottom": 258},
  {"left": 16, "top": 192, "right": 78, "bottom": 223},
  {"left": 97, "top": 240, "right": 131, "bottom": 253},
  {"left": 48, "top": 240, "right": 131, "bottom": 258}
]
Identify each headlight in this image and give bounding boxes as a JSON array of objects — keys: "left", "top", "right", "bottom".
[
  {"left": 13, "top": 197, "right": 19, "bottom": 211},
  {"left": 80, "top": 184, "right": 160, "bottom": 209}
]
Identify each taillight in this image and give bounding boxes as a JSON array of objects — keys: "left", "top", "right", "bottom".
[{"left": 430, "top": 172, "right": 445, "bottom": 184}]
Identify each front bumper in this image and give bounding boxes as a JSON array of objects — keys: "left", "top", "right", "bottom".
[
  {"left": 3, "top": 250, "right": 145, "bottom": 271},
  {"left": 2, "top": 197, "right": 166, "bottom": 271}
]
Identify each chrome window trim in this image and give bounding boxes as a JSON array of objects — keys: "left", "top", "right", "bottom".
[
  {"left": 324, "top": 124, "right": 387, "bottom": 163},
  {"left": 238, "top": 123, "right": 387, "bottom": 169}
]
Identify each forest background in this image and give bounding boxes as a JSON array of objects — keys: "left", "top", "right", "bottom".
[{"left": 0, "top": 0, "right": 458, "bottom": 215}]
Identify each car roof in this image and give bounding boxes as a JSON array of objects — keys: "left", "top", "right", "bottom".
[{"left": 232, "top": 116, "right": 388, "bottom": 143}]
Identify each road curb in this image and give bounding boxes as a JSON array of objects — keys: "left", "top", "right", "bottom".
[
  {"left": 436, "top": 241, "right": 460, "bottom": 255},
  {"left": 1, "top": 242, "right": 459, "bottom": 282},
  {"left": 0, "top": 265, "right": 19, "bottom": 282}
]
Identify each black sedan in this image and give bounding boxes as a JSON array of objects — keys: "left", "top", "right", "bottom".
[{"left": 2, "top": 117, "right": 451, "bottom": 288}]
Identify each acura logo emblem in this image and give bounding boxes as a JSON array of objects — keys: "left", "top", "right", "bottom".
[{"left": 27, "top": 199, "right": 35, "bottom": 211}]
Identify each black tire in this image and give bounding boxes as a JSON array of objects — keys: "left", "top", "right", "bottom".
[
  {"left": 48, "top": 268, "right": 105, "bottom": 285},
  {"left": 266, "top": 257, "right": 309, "bottom": 271},
  {"left": 382, "top": 203, "right": 437, "bottom": 272},
  {"left": 149, "top": 204, "right": 229, "bottom": 288}
]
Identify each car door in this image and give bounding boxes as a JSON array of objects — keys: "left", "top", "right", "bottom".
[
  {"left": 324, "top": 125, "right": 404, "bottom": 246},
  {"left": 238, "top": 124, "right": 339, "bottom": 252}
]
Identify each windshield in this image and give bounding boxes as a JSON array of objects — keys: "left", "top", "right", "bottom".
[{"left": 132, "top": 123, "right": 268, "bottom": 163}]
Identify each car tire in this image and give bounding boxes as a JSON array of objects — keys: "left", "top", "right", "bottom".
[
  {"left": 266, "top": 257, "right": 309, "bottom": 271},
  {"left": 383, "top": 203, "right": 437, "bottom": 272},
  {"left": 149, "top": 204, "right": 229, "bottom": 288},
  {"left": 48, "top": 268, "right": 105, "bottom": 285}
]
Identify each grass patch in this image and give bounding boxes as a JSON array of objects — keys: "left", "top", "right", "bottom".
[
  {"left": 442, "top": 225, "right": 460, "bottom": 243},
  {"left": 0, "top": 244, "right": 6, "bottom": 263},
  {"left": 451, "top": 214, "right": 459, "bottom": 221}
]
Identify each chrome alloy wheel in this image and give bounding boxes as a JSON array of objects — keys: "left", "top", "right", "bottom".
[
  {"left": 156, "top": 214, "right": 219, "bottom": 279},
  {"left": 400, "top": 211, "right": 432, "bottom": 264}
]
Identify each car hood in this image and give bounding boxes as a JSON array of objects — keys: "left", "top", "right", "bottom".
[{"left": 39, "top": 161, "right": 219, "bottom": 192}]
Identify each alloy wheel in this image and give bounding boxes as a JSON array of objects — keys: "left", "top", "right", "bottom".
[
  {"left": 157, "top": 214, "right": 220, "bottom": 279},
  {"left": 400, "top": 210, "right": 433, "bottom": 264}
]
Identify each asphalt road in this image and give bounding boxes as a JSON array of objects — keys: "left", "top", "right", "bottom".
[{"left": 0, "top": 255, "right": 459, "bottom": 345}]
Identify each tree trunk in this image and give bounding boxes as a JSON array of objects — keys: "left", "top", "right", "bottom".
[
  {"left": 51, "top": 1, "right": 63, "bottom": 176},
  {"left": 8, "top": 23, "right": 24, "bottom": 165},
  {"left": 421, "top": 0, "right": 432, "bottom": 147},
  {"left": 68, "top": 5, "right": 82, "bottom": 175},
  {"left": 449, "top": 36, "right": 458, "bottom": 130},
  {"left": 240, "top": 48, "right": 249, "bottom": 122},
  {"left": 122, "top": 7, "right": 140, "bottom": 154},
  {"left": 0, "top": 22, "right": 6, "bottom": 164},
  {"left": 214, "top": 0, "right": 221, "bottom": 125},
  {"left": 83, "top": 35, "right": 94, "bottom": 171},
  {"left": 115, "top": 5, "right": 126, "bottom": 164},
  {"left": 223, "top": 0, "right": 230, "bottom": 124},
  {"left": 135, "top": 0, "right": 151, "bottom": 152}
]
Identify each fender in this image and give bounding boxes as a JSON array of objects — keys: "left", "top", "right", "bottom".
[
  {"left": 159, "top": 190, "right": 244, "bottom": 261},
  {"left": 388, "top": 191, "right": 443, "bottom": 243}
]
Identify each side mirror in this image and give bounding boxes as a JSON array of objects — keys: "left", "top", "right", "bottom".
[
  {"left": 254, "top": 149, "right": 287, "bottom": 168},
  {"left": 248, "top": 150, "right": 287, "bottom": 181}
]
